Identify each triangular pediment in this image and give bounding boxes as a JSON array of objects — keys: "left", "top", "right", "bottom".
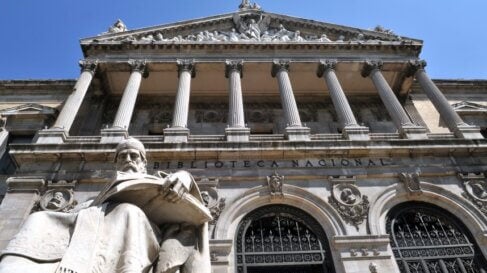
[
  {"left": 452, "top": 101, "right": 487, "bottom": 112},
  {"left": 0, "top": 104, "right": 57, "bottom": 117},
  {"left": 81, "top": 10, "right": 421, "bottom": 46}
]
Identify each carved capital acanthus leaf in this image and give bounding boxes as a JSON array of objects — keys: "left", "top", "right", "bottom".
[
  {"left": 225, "top": 60, "right": 244, "bottom": 78},
  {"left": 361, "top": 60, "right": 383, "bottom": 77},
  {"left": 317, "top": 59, "right": 337, "bottom": 77},
  {"left": 406, "top": 59, "right": 427, "bottom": 77},
  {"left": 271, "top": 60, "right": 290, "bottom": 77},
  {"left": 177, "top": 59, "right": 196, "bottom": 78},
  {"left": 128, "top": 59, "right": 149, "bottom": 77},
  {"left": 79, "top": 59, "right": 98, "bottom": 73}
]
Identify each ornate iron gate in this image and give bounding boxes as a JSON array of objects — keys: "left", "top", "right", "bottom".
[
  {"left": 235, "top": 205, "right": 334, "bottom": 273},
  {"left": 387, "top": 202, "right": 487, "bottom": 273}
]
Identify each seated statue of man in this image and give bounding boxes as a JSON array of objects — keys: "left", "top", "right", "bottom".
[{"left": 0, "top": 138, "right": 211, "bottom": 273}]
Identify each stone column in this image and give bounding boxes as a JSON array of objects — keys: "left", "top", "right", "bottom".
[
  {"left": 409, "top": 60, "right": 483, "bottom": 139},
  {"left": 225, "top": 60, "right": 250, "bottom": 142},
  {"left": 36, "top": 60, "right": 98, "bottom": 144},
  {"left": 112, "top": 60, "right": 147, "bottom": 129},
  {"left": 164, "top": 60, "right": 195, "bottom": 143},
  {"left": 100, "top": 60, "right": 148, "bottom": 143},
  {"left": 362, "top": 61, "right": 427, "bottom": 139},
  {"left": 0, "top": 177, "right": 45, "bottom": 251},
  {"left": 271, "top": 60, "right": 310, "bottom": 141},
  {"left": 317, "top": 60, "right": 369, "bottom": 140}
]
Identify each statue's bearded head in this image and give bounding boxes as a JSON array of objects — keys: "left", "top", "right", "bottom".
[{"left": 115, "top": 138, "right": 147, "bottom": 173}]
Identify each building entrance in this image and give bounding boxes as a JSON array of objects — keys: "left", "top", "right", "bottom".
[{"left": 235, "top": 205, "right": 334, "bottom": 273}]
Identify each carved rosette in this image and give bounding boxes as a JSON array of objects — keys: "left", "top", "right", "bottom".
[
  {"left": 459, "top": 173, "right": 487, "bottom": 215},
  {"left": 328, "top": 182, "right": 369, "bottom": 230},
  {"left": 267, "top": 171, "right": 284, "bottom": 197},
  {"left": 399, "top": 172, "right": 422, "bottom": 194}
]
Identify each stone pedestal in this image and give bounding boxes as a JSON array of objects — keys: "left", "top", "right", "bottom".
[
  {"left": 455, "top": 124, "right": 484, "bottom": 139},
  {"left": 225, "top": 127, "right": 250, "bottom": 142},
  {"left": 0, "top": 177, "right": 45, "bottom": 251},
  {"left": 343, "top": 125, "right": 370, "bottom": 141},
  {"left": 34, "top": 128, "right": 68, "bottom": 144},
  {"left": 285, "top": 126, "right": 310, "bottom": 141},
  {"left": 100, "top": 127, "right": 128, "bottom": 144},
  {"left": 399, "top": 124, "right": 429, "bottom": 140},
  {"left": 163, "top": 127, "right": 190, "bottom": 143},
  {"left": 209, "top": 239, "right": 233, "bottom": 273}
]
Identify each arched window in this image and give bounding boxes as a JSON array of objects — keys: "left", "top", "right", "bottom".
[
  {"left": 235, "top": 205, "right": 335, "bottom": 273},
  {"left": 387, "top": 202, "right": 487, "bottom": 273}
]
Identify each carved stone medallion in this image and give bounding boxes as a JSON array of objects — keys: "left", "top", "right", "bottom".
[
  {"left": 460, "top": 173, "right": 487, "bottom": 214},
  {"left": 39, "top": 188, "right": 76, "bottom": 212},
  {"left": 329, "top": 183, "right": 369, "bottom": 230}
]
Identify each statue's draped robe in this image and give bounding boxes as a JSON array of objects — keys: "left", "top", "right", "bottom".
[{"left": 0, "top": 171, "right": 204, "bottom": 273}]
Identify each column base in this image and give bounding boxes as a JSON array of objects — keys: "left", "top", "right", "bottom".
[
  {"left": 454, "top": 124, "right": 484, "bottom": 139},
  {"left": 100, "top": 128, "right": 128, "bottom": 143},
  {"left": 343, "top": 125, "right": 370, "bottom": 141},
  {"left": 163, "top": 127, "right": 189, "bottom": 143},
  {"left": 34, "top": 128, "right": 67, "bottom": 144},
  {"left": 225, "top": 127, "right": 250, "bottom": 142},
  {"left": 399, "top": 125, "right": 429, "bottom": 140},
  {"left": 285, "top": 126, "right": 310, "bottom": 141}
]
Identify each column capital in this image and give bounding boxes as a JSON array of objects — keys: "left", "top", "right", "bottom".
[
  {"left": 128, "top": 59, "right": 149, "bottom": 78},
  {"left": 225, "top": 60, "right": 243, "bottom": 78},
  {"left": 177, "top": 59, "right": 196, "bottom": 78},
  {"left": 361, "top": 60, "right": 383, "bottom": 77},
  {"left": 79, "top": 59, "right": 98, "bottom": 74},
  {"left": 406, "top": 59, "right": 427, "bottom": 77},
  {"left": 317, "top": 59, "right": 337, "bottom": 78},
  {"left": 271, "top": 60, "right": 290, "bottom": 77}
]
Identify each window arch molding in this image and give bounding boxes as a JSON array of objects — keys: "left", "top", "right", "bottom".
[
  {"left": 212, "top": 184, "right": 346, "bottom": 271},
  {"left": 368, "top": 182, "right": 487, "bottom": 258},
  {"left": 235, "top": 204, "right": 336, "bottom": 273},
  {"left": 214, "top": 184, "right": 346, "bottom": 240}
]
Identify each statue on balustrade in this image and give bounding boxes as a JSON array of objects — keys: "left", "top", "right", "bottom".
[{"left": 0, "top": 137, "right": 212, "bottom": 273}]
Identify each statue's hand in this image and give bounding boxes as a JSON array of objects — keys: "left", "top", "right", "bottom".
[{"left": 163, "top": 173, "right": 188, "bottom": 203}]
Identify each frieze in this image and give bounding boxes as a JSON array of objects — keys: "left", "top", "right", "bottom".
[{"left": 152, "top": 158, "right": 392, "bottom": 170}]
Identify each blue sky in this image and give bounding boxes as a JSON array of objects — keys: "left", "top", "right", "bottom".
[{"left": 1, "top": 0, "right": 486, "bottom": 80}]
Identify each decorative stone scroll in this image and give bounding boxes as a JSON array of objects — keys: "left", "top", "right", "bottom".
[
  {"left": 198, "top": 177, "right": 226, "bottom": 237},
  {"left": 328, "top": 178, "right": 369, "bottom": 230},
  {"left": 459, "top": 173, "right": 487, "bottom": 215}
]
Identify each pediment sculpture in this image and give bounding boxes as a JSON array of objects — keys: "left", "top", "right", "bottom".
[{"left": 0, "top": 137, "right": 212, "bottom": 273}]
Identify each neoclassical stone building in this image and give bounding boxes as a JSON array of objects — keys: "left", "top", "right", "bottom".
[{"left": 1, "top": 2, "right": 487, "bottom": 273}]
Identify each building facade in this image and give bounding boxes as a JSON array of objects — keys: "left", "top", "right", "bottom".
[{"left": 1, "top": 3, "right": 487, "bottom": 273}]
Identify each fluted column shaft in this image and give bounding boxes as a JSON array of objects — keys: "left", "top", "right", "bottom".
[
  {"left": 112, "top": 60, "right": 147, "bottom": 129},
  {"left": 272, "top": 62, "right": 302, "bottom": 127},
  {"left": 415, "top": 67, "right": 466, "bottom": 129},
  {"left": 318, "top": 61, "right": 358, "bottom": 128},
  {"left": 53, "top": 60, "right": 97, "bottom": 131},
  {"left": 363, "top": 62, "right": 413, "bottom": 129},
  {"left": 226, "top": 61, "right": 245, "bottom": 128},
  {"left": 171, "top": 61, "right": 194, "bottom": 128}
]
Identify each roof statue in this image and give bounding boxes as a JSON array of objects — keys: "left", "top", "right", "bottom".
[
  {"left": 107, "top": 19, "right": 127, "bottom": 33},
  {"left": 239, "top": 0, "right": 261, "bottom": 11}
]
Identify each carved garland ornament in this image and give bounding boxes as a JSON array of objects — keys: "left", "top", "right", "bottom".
[{"left": 328, "top": 183, "right": 369, "bottom": 230}]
